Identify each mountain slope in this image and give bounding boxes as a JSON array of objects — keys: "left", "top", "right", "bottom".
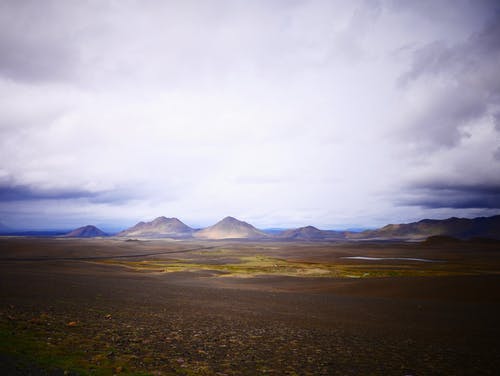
[
  {"left": 347, "top": 215, "right": 500, "bottom": 240},
  {"left": 278, "top": 226, "right": 345, "bottom": 240},
  {"left": 63, "top": 225, "right": 107, "bottom": 238},
  {"left": 116, "top": 216, "right": 193, "bottom": 238},
  {"left": 194, "top": 216, "right": 268, "bottom": 239}
]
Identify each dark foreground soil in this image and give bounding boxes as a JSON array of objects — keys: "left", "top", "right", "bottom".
[{"left": 1, "top": 238, "right": 500, "bottom": 375}]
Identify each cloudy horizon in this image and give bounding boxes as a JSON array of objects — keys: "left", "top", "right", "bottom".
[{"left": 1, "top": 0, "right": 500, "bottom": 231}]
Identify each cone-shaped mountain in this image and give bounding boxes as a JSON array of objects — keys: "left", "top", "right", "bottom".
[
  {"left": 280, "top": 226, "right": 325, "bottom": 240},
  {"left": 279, "top": 226, "right": 346, "bottom": 240},
  {"left": 64, "top": 225, "right": 107, "bottom": 238},
  {"left": 116, "top": 216, "right": 193, "bottom": 238},
  {"left": 195, "top": 216, "right": 268, "bottom": 239}
]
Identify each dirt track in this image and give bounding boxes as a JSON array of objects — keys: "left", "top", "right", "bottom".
[{"left": 1, "top": 238, "right": 500, "bottom": 375}]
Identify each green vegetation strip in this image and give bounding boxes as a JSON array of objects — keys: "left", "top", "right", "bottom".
[
  {"left": 0, "top": 312, "right": 199, "bottom": 375},
  {"left": 0, "top": 320, "right": 142, "bottom": 375},
  {"left": 98, "top": 255, "right": 483, "bottom": 278}
]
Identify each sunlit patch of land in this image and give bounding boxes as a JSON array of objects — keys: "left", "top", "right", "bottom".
[{"left": 97, "top": 249, "right": 500, "bottom": 279}]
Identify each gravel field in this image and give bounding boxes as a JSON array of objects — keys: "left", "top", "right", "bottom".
[{"left": 1, "top": 238, "right": 500, "bottom": 375}]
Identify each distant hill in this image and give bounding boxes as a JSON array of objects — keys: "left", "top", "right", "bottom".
[
  {"left": 63, "top": 225, "right": 107, "bottom": 238},
  {"left": 348, "top": 215, "right": 500, "bottom": 241},
  {"left": 194, "top": 216, "right": 268, "bottom": 240},
  {"left": 116, "top": 216, "right": 193, "bottom": 238},
  {"left": 278, "top": 226, "right": 345, "bottom": 240}
]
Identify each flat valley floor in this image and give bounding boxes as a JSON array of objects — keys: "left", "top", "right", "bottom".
[{"left": 1, "top": 237, "right": 500, "bottom": 375}]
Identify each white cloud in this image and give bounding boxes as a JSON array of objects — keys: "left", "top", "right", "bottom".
[{"left": 1, "top": 0, "right": 499, "bottom": 229}]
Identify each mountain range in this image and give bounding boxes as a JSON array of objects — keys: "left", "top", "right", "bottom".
[
  {"left": 346, "top": 215, "right": 500, "bottom": 241},
  {"left": 5, "top": 214, "right": 500, "bottom": 241},
  {"left": 114, "top": 214, "right": 500, "bottom": 240}
]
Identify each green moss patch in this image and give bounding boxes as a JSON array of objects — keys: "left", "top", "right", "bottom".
[
  {"left": 0, "top": 310, "right": 201, "bottom": 375},
  {"left": 97, "top": 255, "right": 484, "bottom": 278}
]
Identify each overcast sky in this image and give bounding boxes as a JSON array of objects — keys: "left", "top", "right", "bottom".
[{"left": 1, "top": 0, "right": 500, "bottom": 231}]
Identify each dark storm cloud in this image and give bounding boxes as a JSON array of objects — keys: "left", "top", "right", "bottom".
[
  {"left": 396, "top": 7, "right": 500, "bottom": 213},
  {"left": 0, "top": 185, "right": 97, "bottom": 202},
  {"left": 398, "top": 12, "right": 500, "bottom": 148},
  {"left": 0, "top": 183, "right": 134, "bottom": 204},
  {"left": 402, "top": 183, "right": 500, "bottom": 209}
]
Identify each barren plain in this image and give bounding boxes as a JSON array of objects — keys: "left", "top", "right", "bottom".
[{"left": 1, "top": 237, "right": 500, "bottom": 375}]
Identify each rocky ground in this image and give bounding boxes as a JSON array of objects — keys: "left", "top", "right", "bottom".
[{"left": 1, "top": 238, "right": 500, "bottom": 375}]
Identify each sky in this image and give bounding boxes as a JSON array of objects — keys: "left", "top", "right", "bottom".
[{"left": 1, "top": 0, "right": 500, "bottom": 231}]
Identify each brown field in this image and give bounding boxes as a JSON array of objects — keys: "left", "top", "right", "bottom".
[{"left": 1, "top": 237, "right": 500, "bottom": 375}]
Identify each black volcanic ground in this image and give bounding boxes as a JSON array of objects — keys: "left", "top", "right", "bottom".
[{"left": 1, "top": 237, "right": 500, "bottom": 375}]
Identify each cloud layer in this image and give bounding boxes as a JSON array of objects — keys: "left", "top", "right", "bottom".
[{"left": 1, "top": 0, "right": 500, "bottom": 230}]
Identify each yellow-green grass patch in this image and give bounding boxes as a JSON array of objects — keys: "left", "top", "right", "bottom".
[{"left": 95, "top": 255, "right": 494, "bottom": 278}]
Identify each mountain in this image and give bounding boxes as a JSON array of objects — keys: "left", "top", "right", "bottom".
[
  {"left": 347, "top": 215, "right": 500, "bottom": 241},
  {"left": 278, "top": 226, "right": 345, "bottom": 240},
  {"left": 63, "top": 225, "right": 108, "bottom": 238},
  {"left": 116, "top": 216, "right": 194, "bottom": 238},
  {"left": 194, "top": 216, "right": 268, "bottom": 239}
]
